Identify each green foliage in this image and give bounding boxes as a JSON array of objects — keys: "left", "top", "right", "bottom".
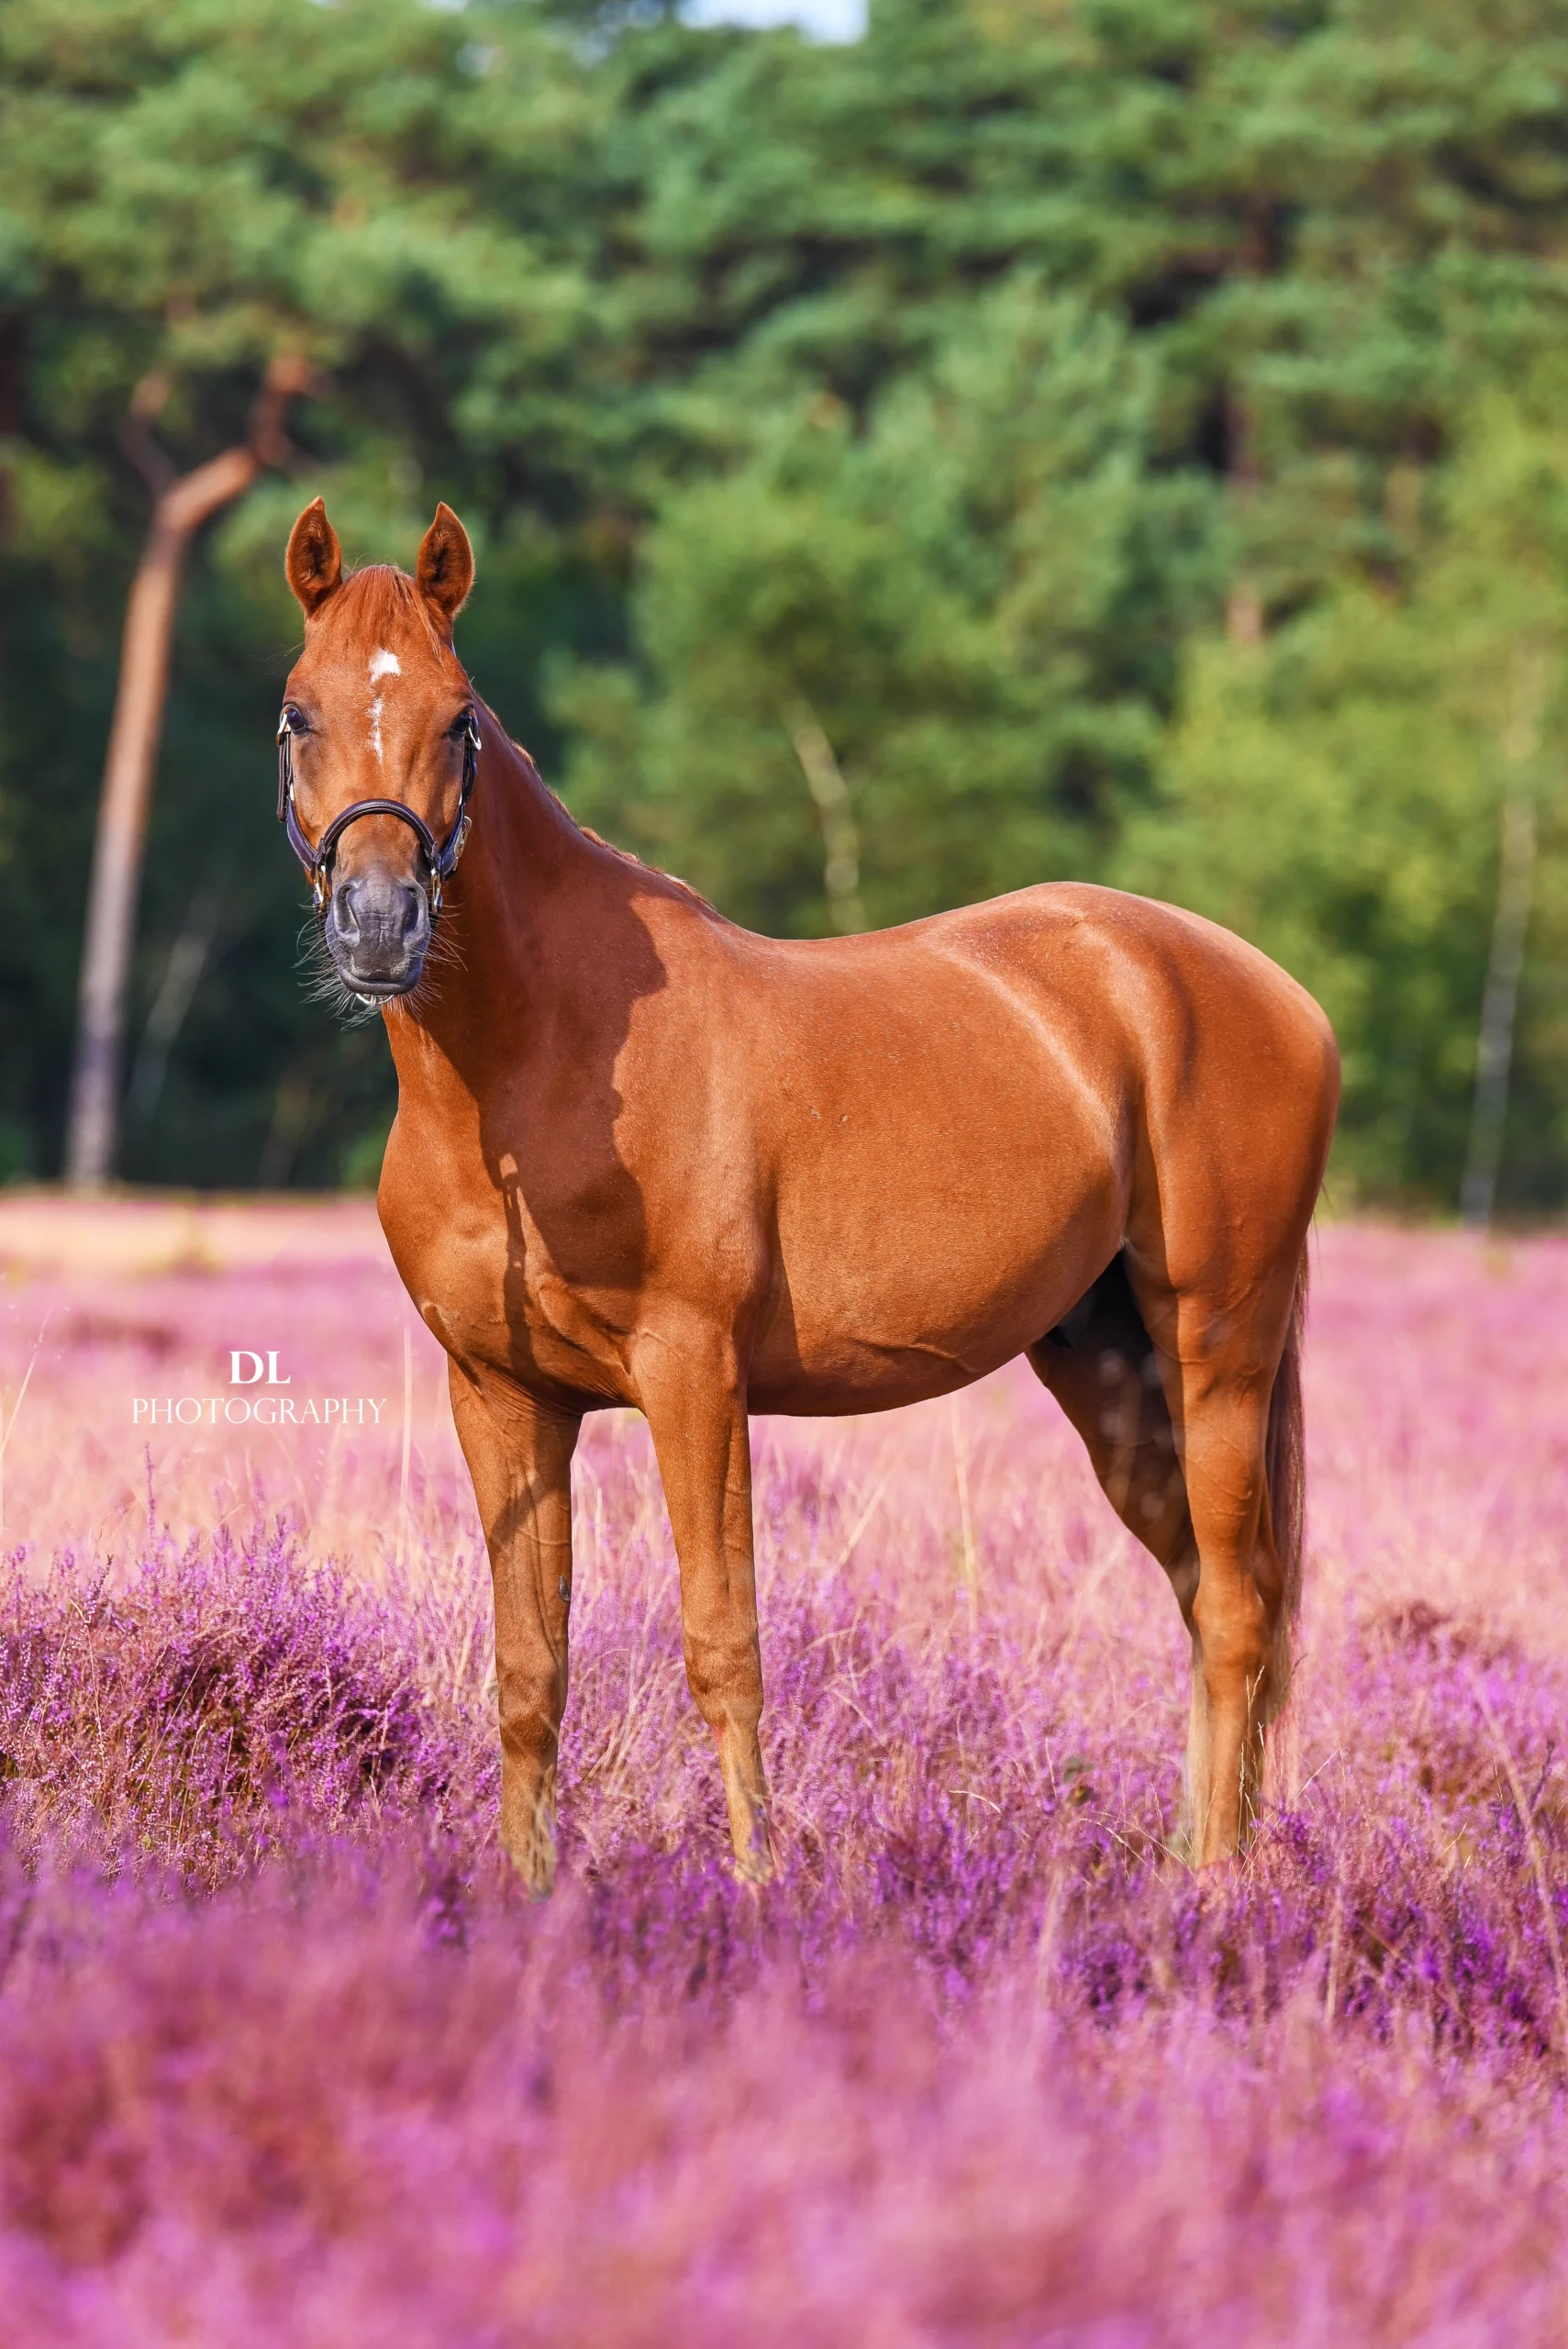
[
  {"left": 1, "top": 0, "right": 1567, "bottom": 1202},
  {"left": 0, "top": 0, "right": 608, "bottom": 1186},
  {"left": 561, "top": 280, "right": 1215, "bottom": 931},
  {"left": 1120, "top": 395, "right": 1568, "bottom": 1207}
]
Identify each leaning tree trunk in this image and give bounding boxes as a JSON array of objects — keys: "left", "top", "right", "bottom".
[{"left": 65, "top": 357, "right": 309, "bottom": 1190}]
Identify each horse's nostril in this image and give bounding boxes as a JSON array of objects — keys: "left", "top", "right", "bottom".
[{"left": 330, "top": 882, "right": 361, "bottom": 942}]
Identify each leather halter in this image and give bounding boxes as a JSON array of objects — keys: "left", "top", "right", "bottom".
[{"left": 276, "top": 706, "right": 481, "bottom": 921}]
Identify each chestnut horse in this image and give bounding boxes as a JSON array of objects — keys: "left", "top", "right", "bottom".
[{"left": 277, "top": 497, "right": 1339, "bottom": 1885}]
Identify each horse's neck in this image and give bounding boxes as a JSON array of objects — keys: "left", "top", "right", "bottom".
[{"left": 396, "top": 722, "right": 593, "bottom": 1079}]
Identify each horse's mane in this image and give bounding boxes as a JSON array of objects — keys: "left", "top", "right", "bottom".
[
  {"left": 571, "top": 817, "right": 717, "bottom": 915},
  {"left": 506, "top": 735, "right": 718, "bottom": 917}
]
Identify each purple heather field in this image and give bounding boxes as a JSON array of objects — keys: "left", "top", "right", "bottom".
[{"left": 0, "top": 1197, "right": 1566, "bottom": 2343}]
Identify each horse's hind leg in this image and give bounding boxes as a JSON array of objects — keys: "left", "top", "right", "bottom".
[
  {"left": 1028, "top": 1259, "right": 1203, "bottom": 1847},
  {"left": 1159, "top": 1349, "right": 1286, "bottom": 1862},
  {"left": 1140, "top": 1255, "right": 1304, "bottom": 1862},
  {"left": 1028, "top": 1252, "right": 1298, "bottom": 1862},
  {"left": 1029, "top": 1255, "right": 1197, "bottom": 1583}
]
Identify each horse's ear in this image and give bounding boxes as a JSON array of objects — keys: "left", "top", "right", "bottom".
[
  {"left": 285, "top": 497, "right": 342, "bottom": 618},
  {"left": 415, "top": 503, "right": 474, "bottom": 625}
]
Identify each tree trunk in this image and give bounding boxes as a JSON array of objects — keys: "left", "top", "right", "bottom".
[
  {"left": 1461, "top": 791, "right": 1537, "bottom": 1230},
  {"left": 1224, "top": 198, "right": 1275, "bottom": 649},
  {"left": 1461, "top": 651, "right": 1547, "bottom": 1230},
  {"left": 784, "top": 696, "right": 866, "bottom": 935},
  {"left": 65, "top": 360, "right": 309, "bottom": 1189}
]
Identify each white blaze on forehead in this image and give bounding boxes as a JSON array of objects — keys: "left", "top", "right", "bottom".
[{"left": 365, "top": 650, "right": 400, "bottom": 763}]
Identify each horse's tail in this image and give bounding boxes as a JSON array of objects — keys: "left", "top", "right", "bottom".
[{"left": 1262, "top": 1241, "right": 1309, "bottom": 1726}]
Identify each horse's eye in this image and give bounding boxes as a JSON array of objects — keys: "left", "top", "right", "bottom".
[
  {"left": 447, "top": 711, "right": 473, "bottom": 740},
  {"left": 283, "top": 706, "right": 311, "bottom": 735}
]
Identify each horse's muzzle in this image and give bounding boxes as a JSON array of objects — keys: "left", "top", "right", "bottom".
[{"left": 326, "top": 869, "right": 430, "bottom": 996}]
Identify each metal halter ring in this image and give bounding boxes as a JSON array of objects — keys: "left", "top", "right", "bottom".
[{"left": 276, "top": 706, "right": 481, "bottom": 922}]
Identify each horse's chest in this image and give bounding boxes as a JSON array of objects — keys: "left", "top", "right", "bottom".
[{"left": 383, "top": 1176, "right": 630, "bottom": 1406}]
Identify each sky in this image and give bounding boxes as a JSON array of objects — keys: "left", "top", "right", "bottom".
[{"left": 682, "top": 0, "right": 867, "bottom": 39}]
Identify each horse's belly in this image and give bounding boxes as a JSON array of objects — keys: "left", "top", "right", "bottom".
[
  {"left": 749, "top": 1105, "right": 1123, "bottom": 1415},
  {"left": 748, "top": 1319, "right": 1045, "bottom": 1416}
]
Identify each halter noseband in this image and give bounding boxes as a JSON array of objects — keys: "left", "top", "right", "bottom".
[{"left": 276, "top": 706, "right": 481, "bottom": 921}]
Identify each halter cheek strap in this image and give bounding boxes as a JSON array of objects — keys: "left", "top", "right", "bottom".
[{"left": 276, "top": 708, "right": 481, "bottom": 922}]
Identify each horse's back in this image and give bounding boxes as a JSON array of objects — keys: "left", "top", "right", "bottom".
[
  {"left": 822, "top": 877, "right": 1337, "bottom": 1165},
  {"left": 869, "top": 880, "right": 1328, "bottom": 1048},
  {"left": 717, "top": 878, "right": 1333, "bottom": 1164}
]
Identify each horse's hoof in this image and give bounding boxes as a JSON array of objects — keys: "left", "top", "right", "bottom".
[
  {"left": 503, "top": 1832, "right": 557, "bottom": 1901},
  {"left": 731, "top": 1821, "right": 777, "bottom": 1888}
]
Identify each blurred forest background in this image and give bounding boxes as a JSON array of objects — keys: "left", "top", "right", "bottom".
[{"left": 3, "top": 0, "right": 1568, "bottom": 1206}]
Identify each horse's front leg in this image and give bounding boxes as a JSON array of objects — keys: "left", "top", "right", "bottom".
[
  {"left": 447, "top": 1363, "right": 580, "bottom": 1895},
  {"left": 638, "top": 1330, "right": 774, "bottom": 1883}
]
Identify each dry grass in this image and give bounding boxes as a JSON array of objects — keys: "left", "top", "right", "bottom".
[{"left": 1, "top": 1200, "right": 1566, "bottom": 2342}]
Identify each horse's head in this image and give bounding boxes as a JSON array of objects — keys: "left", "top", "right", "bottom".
[{"left": 279, "top": 498, "right": 478, "bottom": 1001}]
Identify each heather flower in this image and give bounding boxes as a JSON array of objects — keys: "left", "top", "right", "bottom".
[{"left": 0, "top": 1213, "right": 1565, "bottom": 2339}]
